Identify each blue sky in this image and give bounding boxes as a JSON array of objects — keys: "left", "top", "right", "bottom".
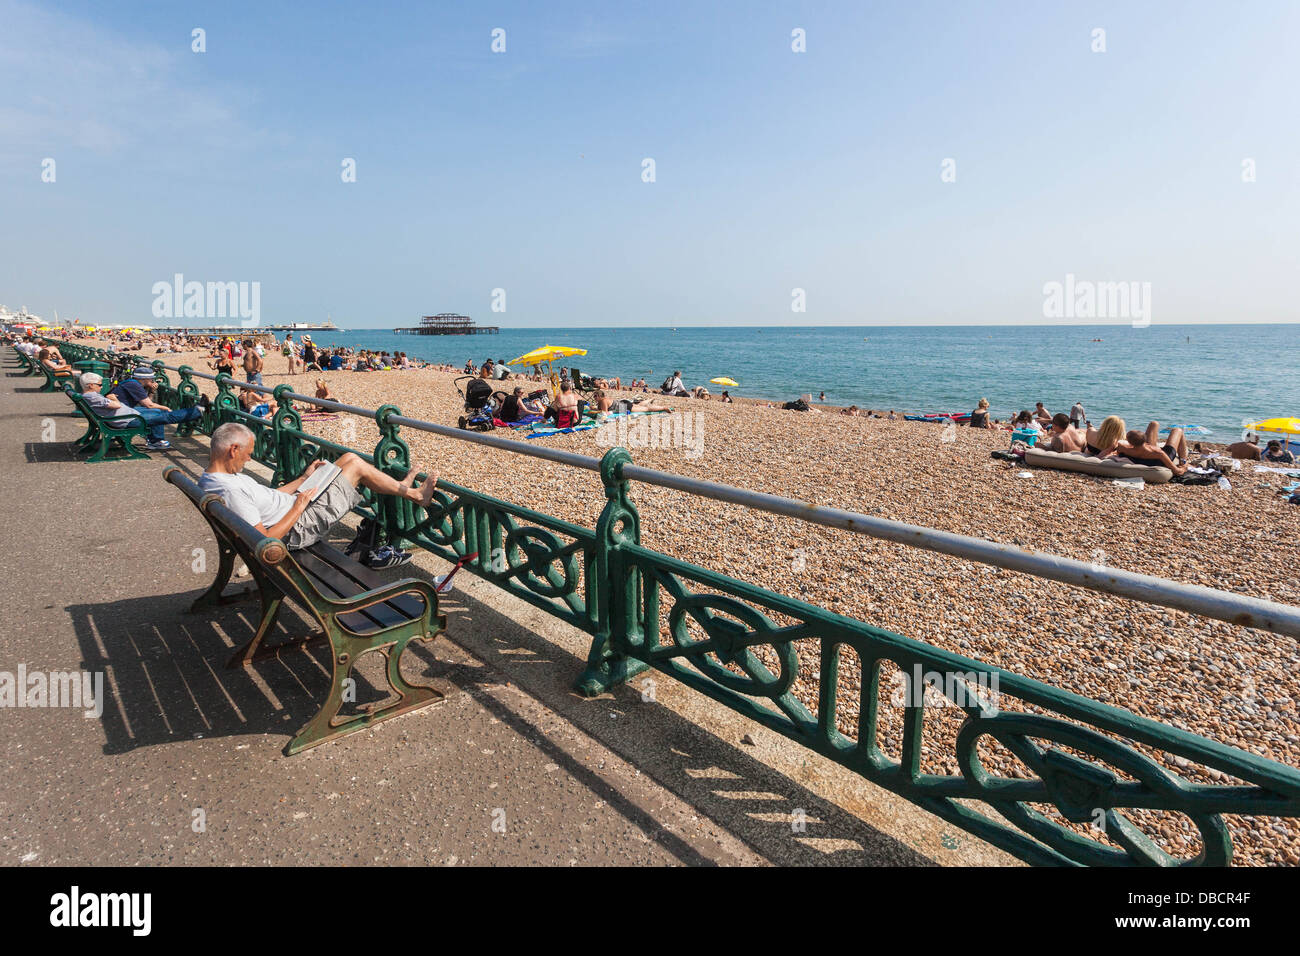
[{"left": 2, "top": 0, "right": 1298, "bottom": 327}]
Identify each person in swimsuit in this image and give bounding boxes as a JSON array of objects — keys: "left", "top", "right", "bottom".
[
  {"left": 591, "top": 388, "right": 670, "bottom": 415},
  {"left": 1011, "top": 410, "right": 1041, "bottom": 434},
  {"left": 1263, "top": 440, "right": 1297, "bottom": 464},
  {"left": 547, "top": 381, "right": 582, "bottom": 427},
  {"left": 967, "top": 398, "right": 993, "bottom": 429},
  {"left": 1228, "top": 437, "right": 1262, "bottom": 461},
  {"left": 1047, "top": 413, "right": 1088, "bottom": 453},
  {"left": 1034, "top": 402, "right": 1052, "bottom": 426},
  {"left": 1117, "top": 422, "right": 1189, "bottom": 476},
  {"left": 500, "top": 386, "right": 545, "bottom": 423},
  {"left": 1084, "top": 415, "right": 1125, "bottom": 458}
]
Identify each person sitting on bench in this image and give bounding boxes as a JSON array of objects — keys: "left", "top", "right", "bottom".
[
  {"left": 199, "top": 422, "right": 440, "bottom": 550},
  {"left": 78, "top": 372, "right": 144, "bottom": 427},
  {"left": 38, "top": 347, "right": 75, "bottom": 379},
  {"left": 108, "top": 366, "right": 203, "bottom": 450}
]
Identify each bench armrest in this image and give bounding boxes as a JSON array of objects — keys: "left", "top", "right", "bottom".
[{"left": 317, "top": 577, "right": 442, "bottom": 631}]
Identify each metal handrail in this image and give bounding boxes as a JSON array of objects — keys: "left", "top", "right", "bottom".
[{"left": 144, "top": 356, "right": 1300, "bottom": 639}]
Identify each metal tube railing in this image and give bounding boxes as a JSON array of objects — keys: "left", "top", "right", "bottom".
[{"left": 151, "top": 356, "right": 1300, "bottom": 639}]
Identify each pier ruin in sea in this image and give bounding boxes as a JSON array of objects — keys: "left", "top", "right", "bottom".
[{"left": 393, "top": 313, "right": 499, "bottom": 335}]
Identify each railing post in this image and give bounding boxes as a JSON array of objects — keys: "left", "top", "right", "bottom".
[
  {"left": 175, "top": 365, "right": 201, "bottom": 436},
  {"left": 212, "top": 372, "right": 238, "bottom": 431},
  {"left": 372, "top": 404, "right": 411, "bottom": 549},
  {"left": 576, "top": 447, "right": 651, "bottom": 696},
  {"left": 269, "top": 384, "right": 303, "bottom": 485}
]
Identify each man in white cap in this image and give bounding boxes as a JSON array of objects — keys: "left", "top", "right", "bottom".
[{"left": 108, "top": 365, "right": 202, "bottom": 450}]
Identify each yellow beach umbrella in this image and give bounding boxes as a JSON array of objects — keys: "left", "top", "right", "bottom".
[
  {"left": 1246, "top": 417, "right": 1300, "bottom": 436},
  {"left": 710, "top": 377, "right": 739, "bottom": 388},
  {"left": 507, "top": 345, "right": 587, "bottom": 367},
  {"left": 508, "top": 345, "right": 588, "bottom": 398}
]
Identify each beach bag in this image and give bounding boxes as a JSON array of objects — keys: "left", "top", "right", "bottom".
[
  {"left": 783, "top": 399, "right": 811, "bottom": 411},
  {"left": 661, "top": 376, "right": 674, "bottom": 392},
  {"left": 345, "top": 515, "right": 381, "bottom": 558}
]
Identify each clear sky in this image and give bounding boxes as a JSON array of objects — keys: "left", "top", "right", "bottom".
[{"left": 2, "top": 1, "right": 1298, "bottom": 328}]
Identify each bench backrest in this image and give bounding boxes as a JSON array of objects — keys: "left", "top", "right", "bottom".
[{"left": 164, "top": 466, "right": 324, "bottom": 610}]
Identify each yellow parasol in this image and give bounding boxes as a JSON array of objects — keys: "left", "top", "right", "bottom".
[
  {"left": 1246, "top": 417, "right": 1300, "bottom": 436},
  {"left": 507, "top": 345, "right": 587, "bottom": 367},
  {"left": 508, "top": 345, "right": 588, "bottom": 397},
  {"left": 710, "top": 377, "right": 739, "bottom": 388}
]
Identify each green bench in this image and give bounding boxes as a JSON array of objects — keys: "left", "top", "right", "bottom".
[
  {"left": 13, "top": 346, "right": 40, "bottom": 375},
  {"left": 164, "top": 466, "right": 447, "bottom": 755},
  {"left": 62, "top": 384, "right": 152, "bottom": 462}
]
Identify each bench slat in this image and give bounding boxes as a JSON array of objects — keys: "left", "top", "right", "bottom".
[
  {"left": 305, "top": 542, "right": 428, "bottom": 619},
  {"left": 293, "top": 547, "right": 420, "bottom": 632}
]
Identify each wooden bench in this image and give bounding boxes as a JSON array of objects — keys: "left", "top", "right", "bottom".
[
  {"left": 164, "top": 466, "right": 447, "bottom": 755},
  {"left": 63, "top": 384, "right": 152, "bottom": 462}
]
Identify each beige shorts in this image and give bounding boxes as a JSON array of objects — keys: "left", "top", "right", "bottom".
[{"left": 284, "top": 473, "right": 363, "bottom": 550}]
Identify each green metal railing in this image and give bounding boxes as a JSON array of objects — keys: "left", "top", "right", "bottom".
[{"left": 48, "top": 341, "right": 1300, "bottom": 866}]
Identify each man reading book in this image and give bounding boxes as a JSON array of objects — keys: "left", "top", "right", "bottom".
[{"left": 199, "top": 422, "right": 439, "bottom": 550}]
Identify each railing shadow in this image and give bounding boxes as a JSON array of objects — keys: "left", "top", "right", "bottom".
[{"left": 397, "top": 562, "right": 936, "bottom": 866}]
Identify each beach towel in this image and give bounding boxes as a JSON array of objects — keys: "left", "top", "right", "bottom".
[
  {"left": 523, "top": 410, "right": 665, "bottom": 439},
  {"left": 493, "top": 414, "right": 544, "bottom": 428}
]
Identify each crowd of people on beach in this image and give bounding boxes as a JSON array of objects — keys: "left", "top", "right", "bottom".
[
  {"left": 14, "top": 328, "right": 1298, "bottom": 475},
  {"left": 961, "top": 397, "right": 1296, "bottom": 476}
]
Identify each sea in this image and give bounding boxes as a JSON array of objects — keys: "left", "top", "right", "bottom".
[{"left": 294, "top": 324, "right": 1298, "bottom": 441}]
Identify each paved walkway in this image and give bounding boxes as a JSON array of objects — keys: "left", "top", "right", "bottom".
[{"left": 0, "top": 353, "right": 1014, "bottom": 866}]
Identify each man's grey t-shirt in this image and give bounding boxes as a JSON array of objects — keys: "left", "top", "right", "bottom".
[
  {"left": 198, "top": 472, "right": 294, "bottom": 530},
  {"left": 81, "top": 390, "right": 137, "bottom": 421}
]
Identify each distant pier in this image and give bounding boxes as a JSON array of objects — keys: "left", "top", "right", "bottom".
[{"left": 394, "top": 313, "right": 499, "bottom": 335}]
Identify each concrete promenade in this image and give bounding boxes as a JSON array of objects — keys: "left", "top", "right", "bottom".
[{"left": 0, "top": 352, "right": 1013, "bottom": 866}]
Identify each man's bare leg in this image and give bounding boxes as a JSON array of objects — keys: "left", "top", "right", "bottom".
[
  {"left": 1166, "top": 427, "right": 1188, "bottom": 460},
  {"left": 335, "top": 452, "right": 439, "bottom": 506},
  {"left": 1145, "top": 421, "right": 1161, "bottom": 445}
]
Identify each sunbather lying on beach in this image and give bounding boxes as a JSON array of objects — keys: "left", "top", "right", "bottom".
[
  {"left": 200, "top": 422, "right": 439, "bottom": 550},
  {"left": 1047, "top": 413, "right": 1087, "bottom": 453},
  {"left": 591, "top": 389, "right": 670, "bottom": 415},
  {"left": 1117, "top": 422, "right": 1189, "bottom": 476},
  {"left": 1084, "top": 415, "right": 1126, "bottom": 458}
]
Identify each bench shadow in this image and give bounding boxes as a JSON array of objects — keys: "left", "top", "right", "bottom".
[{"left": 24, "top": 441, "right": 80, "bottom": 463}]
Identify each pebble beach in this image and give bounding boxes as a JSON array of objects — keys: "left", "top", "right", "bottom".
[{"left": 107, "top": 339, "right": 1300, "bottom": 865}]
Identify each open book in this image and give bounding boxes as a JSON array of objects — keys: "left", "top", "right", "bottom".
[{"left": 297, "top": 460, "right": 342, "bottom": 503}]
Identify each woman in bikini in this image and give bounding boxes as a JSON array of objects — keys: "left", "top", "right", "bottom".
[{"left": 1084, "top": 415, "right": 1126, "bottom": 458}]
